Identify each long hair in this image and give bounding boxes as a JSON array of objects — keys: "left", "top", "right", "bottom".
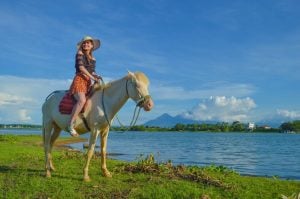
[{"left": 83, "top": 50, "right": 93, "bottom": 64}]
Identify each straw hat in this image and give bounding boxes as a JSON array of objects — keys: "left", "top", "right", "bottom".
[{"left": 77, "top": 36, "right": 101, "bottom": 51}]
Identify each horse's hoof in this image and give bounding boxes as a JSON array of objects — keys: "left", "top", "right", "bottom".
[
  {"left": 46, "top": 171, "right": 51, "bottom": 178},
  {"left": 103, "top": 171, "right": 112, "bottom": 178},
  {"left": 83, "top": 176, "right": 91, "bottom": 182}
]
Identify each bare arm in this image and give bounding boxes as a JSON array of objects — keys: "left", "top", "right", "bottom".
[{"left": 79, "top": 65, "right": 96, "bottom": 81}]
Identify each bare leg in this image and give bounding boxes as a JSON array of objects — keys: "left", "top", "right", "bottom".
[
  {"left": 68, "top": 92, "right": 86, "bottom": 137},
  {"left": 101, "top": 126, "right": 112, "bottom": 177},
  {"left": 83, "top": 129, "right": 99, "bottom": 182}
]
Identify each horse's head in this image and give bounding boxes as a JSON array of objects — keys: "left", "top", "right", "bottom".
[{"left": 126, "top": 71, "right": 154, "bottom": 111}]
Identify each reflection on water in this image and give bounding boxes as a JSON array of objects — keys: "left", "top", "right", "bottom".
[{"left": 1, "top": 129, "right": 300, "bottom": 180}]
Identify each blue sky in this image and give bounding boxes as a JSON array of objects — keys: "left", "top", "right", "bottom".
[{"left": 0, "top": 0, "right": 300, "bottom": 125}]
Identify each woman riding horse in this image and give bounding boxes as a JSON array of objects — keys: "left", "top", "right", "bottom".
[
  {"left": 68, "top": 36, "right": 102, "bottom": 137},
  {"left": 43, "top": 71, "right": 153, "bottom": 181}
]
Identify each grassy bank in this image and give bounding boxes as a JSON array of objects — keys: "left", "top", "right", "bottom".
[{"left": 0, "top": 135, "right": 299, "bottom": 199}]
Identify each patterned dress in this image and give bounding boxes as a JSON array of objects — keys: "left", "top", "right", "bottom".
[{"left": 69, "top": 53, "right": 96, "bottom": 95}]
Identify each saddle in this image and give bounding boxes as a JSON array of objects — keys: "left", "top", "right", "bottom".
[{"left": 59, "top": 82, "right": 103, "bottom": 115}]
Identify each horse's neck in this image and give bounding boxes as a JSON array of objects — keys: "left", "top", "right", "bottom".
[{"left": 93, "top": 77, "right": 129, "bottom": 119}]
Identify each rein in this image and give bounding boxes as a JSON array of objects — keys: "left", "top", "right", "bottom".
[
  {"left": 101, "top": 79, "right": 147, "bottom": 131},
  {"left": 115, "top": 106, "right": 142, "bottom": 131}
]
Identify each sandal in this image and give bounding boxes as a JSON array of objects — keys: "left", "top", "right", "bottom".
[{"left": 66, "top": 125, "right": 79, "bottom": 137}]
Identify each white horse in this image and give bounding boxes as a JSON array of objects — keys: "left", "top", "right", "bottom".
[{"left": 42, "top": 71, "right": 154, "bottom": 181}]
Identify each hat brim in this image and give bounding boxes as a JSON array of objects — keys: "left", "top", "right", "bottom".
[{"left": 77, "top": 39, "right": 101, "bottom": 51}]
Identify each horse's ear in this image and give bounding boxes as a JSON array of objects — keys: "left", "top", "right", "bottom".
[{"left": 127, "top": 70, "right": 136, "bottom": 79}]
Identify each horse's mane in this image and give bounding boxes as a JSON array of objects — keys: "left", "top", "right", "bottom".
[
  {"left": 93, "top": 72, "right": 149, "bottom": 92},
  {"left": 134, "top": 72, "right": 150, "bottom": 86}
]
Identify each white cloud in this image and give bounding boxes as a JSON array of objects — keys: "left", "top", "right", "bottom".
[
  {"left": 0, "top": 75, "right": 71, "bottom": 124},
  {"left": 0, "top": 93, "right": 33, "bottom": 106},
  {"left": 0, "top": 106, "right": 33, "bottom": 124},
  {"left": 18, "top": 109, "right": 32, "bottom": 122},
  {"left": 0, "top": 75, "right": 71, "bottom": 101},
  {"left": 181, "top": 96, "right": 256, "bottom": 122},
  {"left": 276, "top": 109, "right": 300, "bottom": 120},
  {"left": 152, "top": 82, "right": 255, "bottom": 100}
]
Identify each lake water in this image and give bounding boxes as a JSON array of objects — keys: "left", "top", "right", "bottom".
[{"left": 1, "top": 129, "right": 299, "bottom": 180}]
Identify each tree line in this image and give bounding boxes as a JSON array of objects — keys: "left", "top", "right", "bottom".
[
  {"left": 112, "top": 120, "right": 300, "bottom": 133},
  {"left": 279, "top": 120, "right": 300, "bottom": 132},
  {"left": 1, "top": 120, "right": 300, "bottom": 133},
  {"left": 0, "top": 124, "right": 42, "bottom": 129}
]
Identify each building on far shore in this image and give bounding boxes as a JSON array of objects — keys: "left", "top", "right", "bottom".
[{"left": 247, "top": 122, "right": 255, "bottom": 131}]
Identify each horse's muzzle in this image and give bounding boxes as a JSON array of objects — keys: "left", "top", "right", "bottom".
[{"left": 143, "top": 97, "right": 154, "bottom": 111}]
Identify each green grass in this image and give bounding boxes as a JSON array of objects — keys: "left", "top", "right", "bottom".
[{"left": 0, "top": 134, "right": 299, "bottom": 199}]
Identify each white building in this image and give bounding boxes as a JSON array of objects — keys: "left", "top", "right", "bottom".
[{"left": 248, "top": 122, "right": 255, "bottom": 131}]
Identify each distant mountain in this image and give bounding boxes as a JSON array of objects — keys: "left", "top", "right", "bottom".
[
  {"left": 144, "top": 113, "right": 285, "bottom": 128},
  {"left": 144, "top": 113, "right": 198, "bottom": 127}
]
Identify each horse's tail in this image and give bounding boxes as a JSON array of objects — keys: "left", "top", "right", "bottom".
[{"left": 42, "top": 115, "right": 45, "bottom": 145}]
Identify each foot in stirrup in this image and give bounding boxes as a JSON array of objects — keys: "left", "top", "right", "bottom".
[{"left": 66, "top": 125, "right": 79, "bottom": 137}]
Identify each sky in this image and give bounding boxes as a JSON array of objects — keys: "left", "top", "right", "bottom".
[{"left": 0, "top": 0, "right": 300, "bottom": 125}]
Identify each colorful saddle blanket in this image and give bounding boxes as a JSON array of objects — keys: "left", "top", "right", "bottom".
[
  {"left": 59, "top": 92, "right": 76, "bottom": 114},
  {"left": 58, "top": 82, "right": 102, "bottom": 115}
]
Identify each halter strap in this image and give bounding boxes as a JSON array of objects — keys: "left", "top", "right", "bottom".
[{"left": 126, "top": 79, "right": 151, "bottom": 107}]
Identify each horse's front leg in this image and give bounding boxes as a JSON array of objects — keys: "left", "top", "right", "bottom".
[
  {"left": 100, "top": 126, "right": 112, "bottom": 178},
  {"left": 83, "top": 129, "right": 99, "bottom": 182}
]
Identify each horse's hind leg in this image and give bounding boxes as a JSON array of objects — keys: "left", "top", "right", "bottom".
[
  {"left": 48, "top": 122, "right": 61, "bottom": 171},
  {"left": 44, "top": 121, "right": 53, "bottom": 178}
]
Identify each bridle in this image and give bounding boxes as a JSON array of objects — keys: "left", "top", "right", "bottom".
[
  {"left": 125, "top": 79, "right": 151, "bottom": 108},
  {"left": 102, "top": 78, "right": 151, "bottom": 130}
]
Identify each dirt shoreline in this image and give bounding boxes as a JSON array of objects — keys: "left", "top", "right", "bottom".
[
  {"left": 55, "top": 137, "right": 87, "bottom": 150},
  {"left": 37, "top": 137, "right": 87, "bottom": 150}
]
